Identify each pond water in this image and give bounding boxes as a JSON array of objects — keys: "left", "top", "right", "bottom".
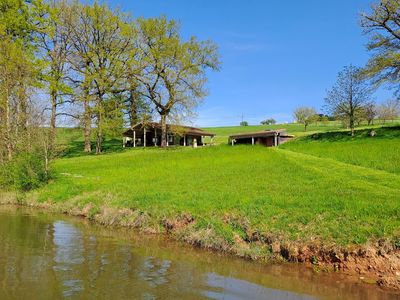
[{"left": 0, "top": 206, "right": 398, "bottom": 300}]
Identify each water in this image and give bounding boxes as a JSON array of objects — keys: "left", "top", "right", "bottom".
[{"left": 0, "top": 206, "right": 398, "bottom": 300}]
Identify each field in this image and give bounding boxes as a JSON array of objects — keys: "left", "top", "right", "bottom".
[{"left": 31, "top": 124, "right": 400, "bottom": 248}]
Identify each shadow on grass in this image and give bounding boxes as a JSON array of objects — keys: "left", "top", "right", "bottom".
[
  {"left": 297, "top": 125, "right": 400, "bottom": 142},
  {"left": 61, "top": 138, "right": 125, "bottom": 158}
]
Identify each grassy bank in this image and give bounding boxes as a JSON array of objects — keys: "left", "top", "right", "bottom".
[
  {"left": 27, "top": 130, "right": 400, "bottom": 246},
  {"left": 2, "top": 124, "right": 400, "bottom": 288},
  {"left": 281, "top": 125, "right": 400, "bottom": 174}
]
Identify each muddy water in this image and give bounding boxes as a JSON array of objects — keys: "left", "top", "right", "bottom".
[{"left": 0, "top": 206, "right": 398, "bottom": 300}]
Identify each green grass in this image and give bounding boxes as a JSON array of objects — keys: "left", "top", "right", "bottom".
[
  {"left": 281, "top": 125, "right": 400, "bottom": 174},
  {"left": 16, "top": 122, "right": 399, "bottom": 248},
  {"left": 31, "top": 125, "right": 400, "bottom": 246},
  {"left": 203, "top": 122, "right": 344, "bottom": 144}
]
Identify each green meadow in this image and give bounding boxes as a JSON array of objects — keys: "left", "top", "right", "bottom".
[{"left": 30, "top": 123, "right": 400, "bottom": 247}]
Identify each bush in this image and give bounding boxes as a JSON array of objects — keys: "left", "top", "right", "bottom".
[
  {"left": 240, "top": 121, "right": 248, "bottom": 126},
  {"left": 0, "top": 151, "right": 50, "bottom": 191}
]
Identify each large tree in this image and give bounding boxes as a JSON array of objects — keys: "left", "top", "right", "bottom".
[
  {"left": 361, "top": 0, "right": 400, "bottom": 93},
  {"left": 0, "top": 0, "right": 38, "bottom": 161},
  {"left": 136, "top": 17, "right": 220, "bottom": 147},
  {"left": 34, "top": 0, "right": 73, "bottom": 152},
  {"left": 67, "top": 2, "right": 131, "bottom": 154},
  {"left": 325, "top": 66, "right": 372, "bottom": 136}
]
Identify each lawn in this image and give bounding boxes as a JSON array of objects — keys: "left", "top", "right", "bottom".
[
  {"left": 34, "top": 130, "right": 400, "bottom": 247},
  {"left": 281, "top": 125, "right": 400, "bottom": 174}
]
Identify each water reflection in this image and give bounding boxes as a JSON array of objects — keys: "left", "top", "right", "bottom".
[
  {"left": 0, "top": 206, "right": 399, "bottom": 300},
  {"left": 204, "top": 273, "right": 316, "bottom": 300},
  {"left": 53, "top": 221, "right": 85, "bottom": 297}
]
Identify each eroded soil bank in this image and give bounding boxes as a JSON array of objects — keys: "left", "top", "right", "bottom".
[{"left": 1, "top": 194, "right": 399, "bottom": 292}]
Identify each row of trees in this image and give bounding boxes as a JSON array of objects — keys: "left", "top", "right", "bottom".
[
  {"left": 1, "top": 0, "right": 220, "bottom": 156},
  {"left": 0, "top": 0, "right": 219, "bottom": 189},
  {"left": 294, "top": 66, "right": 400, "bottom": 132},
  {"left": 294, "top": 1, "right": 400, "bottom": 134}
]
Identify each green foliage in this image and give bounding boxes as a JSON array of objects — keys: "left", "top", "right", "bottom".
[
  {"left": 11, "top": 151, "right": 49, "bottom": 191},
  {"left": 0, "top": 150, "right": 50, "bottom": 191},
  {"left": 240, "top": 121, "right": 249, "bottom": 126},
  {"left": 260, "top": 118, "right": 276, "bottom": 125},
  {"left": 361, "top": 1, "right": 400, "bottom": 91},
  {"left": 293, "top": 107, "right": 318, "bottom": 131}
]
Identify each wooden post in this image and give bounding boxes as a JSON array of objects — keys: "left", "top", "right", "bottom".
[
  {"left": 183, "top": 135, "right": 186, "bottom": 146},
  {"left": 252, "top": 137, "right": 254, "bottom": 145},
  {"left": 123, "top": 137, "right": 126, "bottom": 148},
  {"left": 133, "top": 130, "right": 136, "bottom": 148},
  {"left": 274, "top": 133, "right": 278, "bottom": 146},
  {"left": 231, "top": 139, "right": 234, "bottom": 146},
  {"left": 144, "top": 128, "right": 146, "bottom": 147},
  {"left": 154, "top": 128, "right": 157, "bottom": 146}
]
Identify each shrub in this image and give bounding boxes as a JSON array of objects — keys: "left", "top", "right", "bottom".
[
  {"left": 0, "top": 151, "right": 48, "bottom": 191},
  {"left": 10, "top": 151, "right": 49, "bottom": 191}
]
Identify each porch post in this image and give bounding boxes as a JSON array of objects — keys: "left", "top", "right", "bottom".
[
  {"left": 144, "top": 128, "right": 146, "bottom": 147},
  {"left": 274, "top": 133, "right": 278, "bottom": 146},
  {"left": 252, "top": 137, "right": 254, "bottom": 145},
  {"left": 133, "top": 130, "right": 136, "bottom": 148},
  {"left": 167, "top": 134, "right": 169, "bottom": 147},
  {"left": 183, "top": 135, "right": 186, "bottom": 147},
  {"left": 231, "top": 139, "right": 234, "bottom": 146},
  {"left": 154, "top": 128, "right": 157, "bottom": 146}
]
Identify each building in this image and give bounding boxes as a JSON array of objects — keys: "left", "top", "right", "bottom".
[
  {"left": 229, "top": 129, "right": 294, "bottom": 147},
  {"left": 123, "top": 122, "right": 216, "bottom": 147}
]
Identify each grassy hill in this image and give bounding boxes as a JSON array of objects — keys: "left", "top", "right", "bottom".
[{"left": 23, "top": 124, "right": 399, "bottom": 250}]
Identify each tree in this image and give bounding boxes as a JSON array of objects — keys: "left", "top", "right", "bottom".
[
  {"left": 378, "top": 99, "right": 400, "bottom": 123},
  {"left": 67, "top": 2, "right": 131, "bottom": 154},
  {"left": 33, "top": 0, "right": 73, "bottom": 153},
  {"left": 325, "top": 66, "right": 372, "bottom": 136},
  {"left": 0, "top": 0, "right": 38, "bottom": 161},
  {"left": 363, "top": 102, "right": 378, "bottom": 125},
  {"left": 361, "top": 1, "right": 400, "bottom": 94},
  {"left": 260, "top": 118, "right": 276, "bottom": 125},
  {"left": 293, "top": 107, "right": 317, "bottom": 131},
  {"left": 240, "top": 121, "right": 248, "bottom": 126},
  {"left": 136, "top": 17, "right": 220, "bottom": 147}
]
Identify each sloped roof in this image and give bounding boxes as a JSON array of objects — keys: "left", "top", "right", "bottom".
[
  {"left": 123, "top": 122, "right": 215, "bottom": 137},
  {"left": 229, "top": 129, "right": 292, "bottom": 139}
]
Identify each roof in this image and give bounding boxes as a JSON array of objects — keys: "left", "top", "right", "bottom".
[
  {"left": 229, "top": 129, "right": 293, "bottom": 139},
  {"left": 123, "top": 122, "right": 215, "bottom": 137}
]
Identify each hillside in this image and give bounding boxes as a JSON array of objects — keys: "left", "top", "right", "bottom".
[{"left": 4, "top": 123, "right": 399, "bottom": 288}]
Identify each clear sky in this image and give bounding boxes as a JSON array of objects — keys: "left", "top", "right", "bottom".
[{"left": 111, "top": 0, "right": 391, "bottom": 127}]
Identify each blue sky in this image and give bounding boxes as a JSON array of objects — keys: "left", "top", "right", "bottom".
[{"left": 111, "top": 0, "right": 391, "bottom": 127}]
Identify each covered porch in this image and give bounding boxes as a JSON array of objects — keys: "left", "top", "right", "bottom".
[{"left": 123, "top": 122, "right": 215, "bottom": 147}]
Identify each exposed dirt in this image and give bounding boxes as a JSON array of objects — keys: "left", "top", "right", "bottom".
[{"left": 1, "top": 195, "right": 399, "bottom": 292}]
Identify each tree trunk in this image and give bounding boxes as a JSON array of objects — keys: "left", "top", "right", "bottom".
[
  {"left": 5, "top": 89, "right": 12, "bottom": 161},
  {"left": 83, "top": 97, "right": 92, "bottom": 153},
  {"left": 95, "top": 94, "right": 104, "bottom": 154},
  {"left": 129, "top": 89, "right": 138, "bottom": 127},
  {"left": 349, "top": 117, "right": 355, "bottom": 136},
  {"left": 96, "top": 112, "right": 102, "bottom": 154},
  {"left": 160, "top": 114, "right": 167, "bottom": 148},
  {"left": 49, "top": 89, "right": 57, "bottom": 152}
]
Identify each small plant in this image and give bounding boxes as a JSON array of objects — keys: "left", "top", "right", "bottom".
[
  {"left": 394, "top": 240, "right": 400, "bottom": 249},
  {"left": 311, "top": 255, "right": 319, "bottom": 265}
]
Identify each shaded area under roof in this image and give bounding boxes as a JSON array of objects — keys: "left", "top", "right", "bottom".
[{"left": 123, "top": 122, "right": 216, "bottom": 137}]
